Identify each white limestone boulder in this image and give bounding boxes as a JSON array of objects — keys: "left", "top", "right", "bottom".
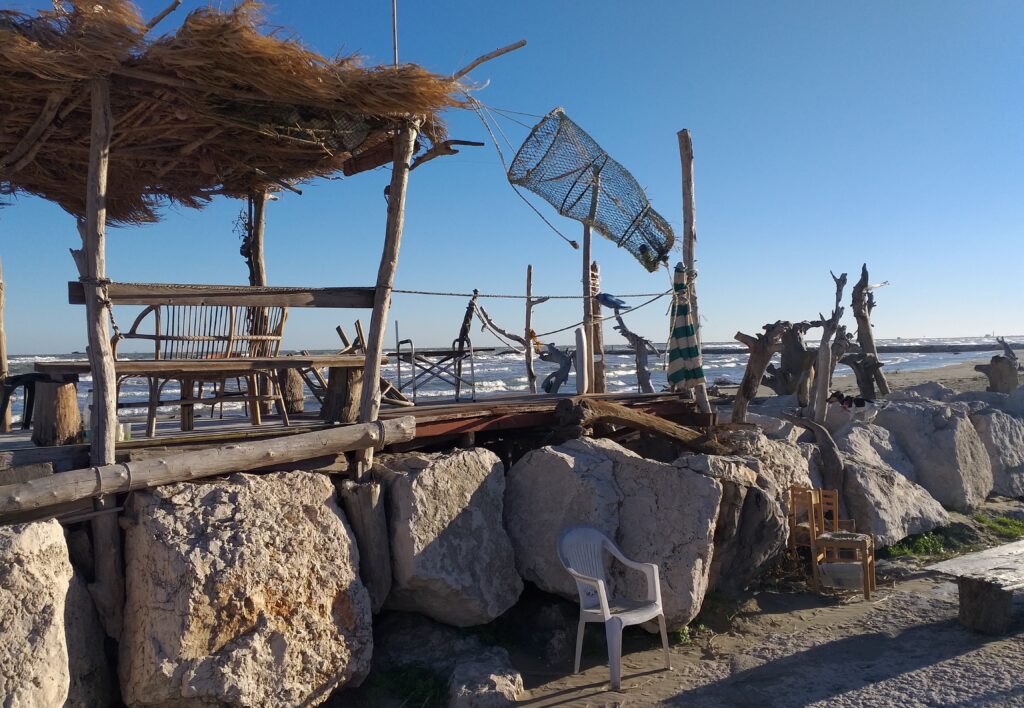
[
  {"left": 448, "top": 654, "right": 523, "bottom": 707},
  {"left": 0, "top": 521, "right": 72, "bottom": 708},
  {"left": 841, "top": 455, "right": 949, "bottom": 547},
  {"left": 677, "top": 454, "right": 787, "bottom": 593},
  {"left": 835, "top": 423, "right": 916, "bottom": 482},
  {"left": 505, "top": 438, "right": 721, "bottom": 629},
  {"left": 120, "top": 471, "right": 372, "bottom": 707},
  {"left": 873, "top": 401, "right": 993, "bottom": 511},
  {"left": 376, "top": 448, "right": 522, "bottom": 627},
  {"left": 971, "top": 409, "right": 1024, "bottom": 498}
]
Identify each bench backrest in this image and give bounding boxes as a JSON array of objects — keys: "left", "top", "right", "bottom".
[{"left": 112, "top": 305, "right": 287, "bottom": 360}]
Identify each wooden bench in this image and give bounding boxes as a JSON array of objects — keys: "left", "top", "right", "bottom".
[
  {"left": 930, "top": 540, "right": 1024, "bottom": 634},
  {"left": 112, "top": 303, "right": 288, "bottom": 435}
]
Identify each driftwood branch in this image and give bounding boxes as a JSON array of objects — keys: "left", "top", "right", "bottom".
[
  {"left": 555, "top": 397, "right": 728, "bottom": 455},
  {"left": 840, "top": 352, "right": 884, "bottom": 400},
  {"left": 810, "top": 273, "right": 847, "bottom": 422},
  {"left": 410, "top": 139, "right": 484, "bottom": 171},
  {"left": 145, "top": 0, "right": 182, "bottom": 30},
  {"left": 781, "top": 413, "right": 845, "bottom": 495},
  {"left": 975, "top": 356, "right": 1019, "bottom": 394},
  {"left": 0, "top": 418, "right": 415, "bottom": 521},
  {"left": 762, "top": 321, "right": 816, "bottom": 406},
  {"left": 539, "top": 343, "right": 573, "bottom": 394},
  {"left": 997, "top": 337, "right": 1020, "bottom": 367},
  {"left": 614, "top": 312, "right": 659, "bottom": 393},
  {"left": 850, "top": 264, "right": 889, "bottom": 396},
  {"left": 733, "top": 321, "right": 791, "bottom": 423},
  {"left": 452, "top": 40, "right": 528, "bottom": 80},
  {"left": 475, "top": 304, "right": 526, "bottom": 352}
]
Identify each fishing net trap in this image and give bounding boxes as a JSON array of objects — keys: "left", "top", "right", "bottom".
[{"left": 508, "top": 108, "right": 675, "bottom": 273}]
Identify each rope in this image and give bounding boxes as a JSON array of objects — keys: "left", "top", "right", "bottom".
[
  {"left": 392, "top": 288, "right": 668, "bottom": 300},
  {"left": 466, "top": 95, "right": 579, "bottom": 249},
  {"left": 534, "top": 290, "right": 671, "bottom": 338}
]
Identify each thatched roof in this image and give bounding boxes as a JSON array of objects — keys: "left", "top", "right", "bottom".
[{"left": 0, "top": 1, "right": 462, "bottom": 223}]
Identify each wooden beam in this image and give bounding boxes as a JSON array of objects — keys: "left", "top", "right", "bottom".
[
  {"left": 356, "top": 118, "right": 421, "bottom": 476},
  {"left": 68, "top": 282, "right": 375, "bottom": 308},
  {"left": 0, "top": 417, "right": 415, "bottom": 520},
  {"left": 554, "top": 397, "right": 729, "bottom": 455},
  {"left": 247, "top": 191, "right": 268, "bottom": 287}
]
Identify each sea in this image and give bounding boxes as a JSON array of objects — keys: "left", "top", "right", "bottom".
[{"left": 6, "top": 336, "right": 1017, "bottom": 425}]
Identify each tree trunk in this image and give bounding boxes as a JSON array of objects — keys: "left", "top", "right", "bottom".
[
  {"left": 337, "top": 480, "right": 392, "bottom": 614},
  {"left": 276, "top": 367, "right": 305, "bottom": 414},
  {"left": 851, "top": 264, "right": 889, "bottom": 395},
  {"left": 763, "top": 322, "right": 815, "bottom": 398},
  {"left": 31, "top": 382, "right": 81, "bottom": 447},
  {"left": 356, "top": 118, "right": 420, "bottom": 476},
  {"left": 810, "top": 272, "right": 847, "bottom": 422},
  {"left": 975, "top": 356, "right": 1019, "bottom": 393},
  {"left": 840, "top": 353, "right": 882, "bottom": 400},
  {"left": 733, "top": 321, "right": 791, "bottom": 423}
]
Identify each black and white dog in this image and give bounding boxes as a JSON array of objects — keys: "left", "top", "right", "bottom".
[{"left": 827, "top": 390, "right": 885, "bottom": 422}]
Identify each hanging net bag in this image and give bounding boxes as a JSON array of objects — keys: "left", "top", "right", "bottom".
[{"left": 507, "top": 108, "right": 674, "bottom": 273}]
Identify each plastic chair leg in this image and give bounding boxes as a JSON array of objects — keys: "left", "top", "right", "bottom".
[
  {"left": 605, "top": 617, "right": 623, "bottom": 690},
  {"left": 574, "top": 618, "right": 585, "bottom": 674},
  {"left": 658, "top": 614, "right": 671, "bottom": 670}
]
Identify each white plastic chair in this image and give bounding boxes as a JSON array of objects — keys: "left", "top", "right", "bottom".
[{"left": 557, "top": 526, "right": 671, "bottom": 690}]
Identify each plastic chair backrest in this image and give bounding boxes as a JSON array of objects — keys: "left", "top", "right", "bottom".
[{"left": 557, "top": 526, "right": 611, "bottom": 610}]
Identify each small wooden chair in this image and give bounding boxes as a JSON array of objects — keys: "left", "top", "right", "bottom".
[{"left": 788, "top": 486, "right": 875, "bottom": 599}]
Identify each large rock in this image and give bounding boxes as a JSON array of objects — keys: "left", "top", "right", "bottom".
[
  {"left": 840, "top": 455, "right": 949, "bottom": 547},
  {"left": 376, "top": 449, "right": 522, "bottom": 626},
  {"left": 120, "top": 472, "right": 372, "bottom": 707},
  {"left": 873, "top": 401, "right": 993, "bottom": 511},
  {"left": 506, "top": 438, "right": 721, "bottom": 629},
  {"left": 0, "top": 521, "right": 72, "bottom": 707},
  {"left": 372, "top": 613, "right": 522, "bottom": 707},
  {"left": 835, "top": 423, "right": 916, "bottom": 481},
  {"left": 678, "top": 455, "right": 787, "bottom": 594},
  {"left": 65, "top": 572, "right": 117, "bottom": 708},
  {"left": 971, "top": 409, "right": 1024, "bottom": 498}
]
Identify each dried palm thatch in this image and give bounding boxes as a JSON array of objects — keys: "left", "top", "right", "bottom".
[{"left": 0, "top": 1, "right": 462, "bottom": 223}]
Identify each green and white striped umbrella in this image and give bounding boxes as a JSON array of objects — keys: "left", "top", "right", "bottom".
[{"left": 667, "top": 262, "right": 706, "bottom": 390}]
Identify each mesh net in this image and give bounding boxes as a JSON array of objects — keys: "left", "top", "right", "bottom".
[{"left": 508, "top": 108, "right": 675, "bottom": 273}]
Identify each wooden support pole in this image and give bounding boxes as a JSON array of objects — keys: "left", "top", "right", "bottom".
[
  {"left": 582, "top": 175, "right": 600, "bottom": 392},
  {"left": 677, "top": 130, "right": 711, "bottom": 413},
  {"left": 0, "top": 417, "right": 415, "bottom": 519},
  {"left": 590, "top": 261, "right": 606, "bottom": 393},
  {"left": 337, "top": 479, "right": 392, "bottom": 614},
  {"left": 0, "top": 257, "right": 9, "bottom": 433},
  {"left": 78, "top": 78, "right": 122, "bottom": 638},
  {"left": 526, "top": 265, "right": 537, "bottom": 394},
  {"left": 575, "top": 327, "right": 590, "bottom": 395},
  {"left": 356, "top": 118, "right": 421, "bottom": 476},
  {"left": 247, "top": 191, "right": 268, "bottom": 287}
]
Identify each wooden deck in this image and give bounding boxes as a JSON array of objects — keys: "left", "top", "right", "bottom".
[{"left": 0, "top": 391, "right": 712, "bottom": 474}]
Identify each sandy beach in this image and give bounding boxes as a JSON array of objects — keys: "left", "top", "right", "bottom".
[{"left": 836, "top": 359, "right": 992, "bottom": 395}]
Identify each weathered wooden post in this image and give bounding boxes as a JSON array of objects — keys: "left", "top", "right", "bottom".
[
  {"left": 581, "top": 175, "right": 600, "bottom": 393},
  {"left": 590, "top": 261, "right": 606, "bottom": 393},
  {"left": 575, "top": 327, "right": 590, "bottom": 395},
  {"left": 850, "top": 264, "right": 890, "bottom": 396},
  {"left": 525, "top": 265, "right": 537, "bottom": 394},
  {"left": 677, "top": 129, "right": 711, "bottom": 412},
  {"left": 75, "top": 78, "right": 123, "bottom": 638},
  {"left": 0, "top": 257, "right": 9, "bottom": 432},
  {"left": 356, "top": 118, "right": 421, "bottom": 473}
]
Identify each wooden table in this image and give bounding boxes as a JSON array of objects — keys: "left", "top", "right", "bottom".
[
  {"left": 34, "top": 355, "right": 381, "bottom": 438},
  {"left": 929, "top": 540, "right": 1024, "bottom": 634}
]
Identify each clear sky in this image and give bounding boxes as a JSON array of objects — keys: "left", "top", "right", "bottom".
[{"left": 2, "top": 0, "right": 1022, "bottom": 354}]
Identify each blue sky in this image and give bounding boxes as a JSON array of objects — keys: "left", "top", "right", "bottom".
[{"left": 2, "top": 0, "right": 1022, "bottom": 353}]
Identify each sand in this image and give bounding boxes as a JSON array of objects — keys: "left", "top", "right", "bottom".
[{"left": 836, "top": 359, "right": 992, "bottom": 395}]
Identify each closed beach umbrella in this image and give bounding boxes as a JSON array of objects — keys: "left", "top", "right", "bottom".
[{"left": 667, "top": 263, "right": 706, "bottom": 390}]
